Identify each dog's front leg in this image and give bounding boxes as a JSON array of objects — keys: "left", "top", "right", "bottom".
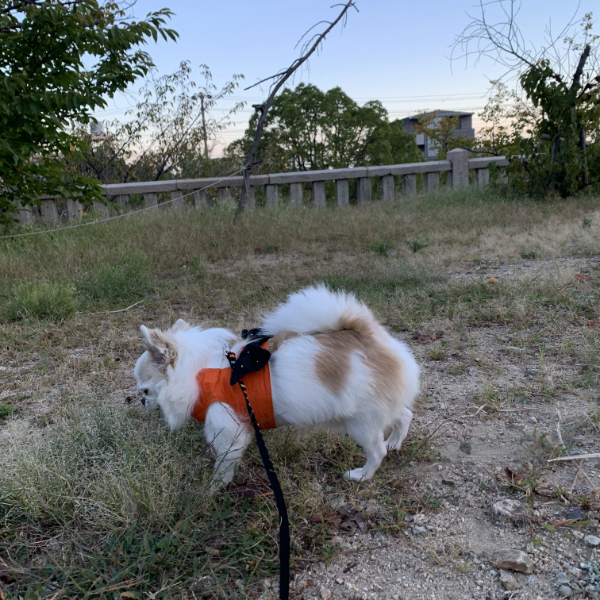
[{"left": 205, "top": 402, "right": 253, "bottom": 489}]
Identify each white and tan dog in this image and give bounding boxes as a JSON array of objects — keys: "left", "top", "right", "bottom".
[{"left": 134, "top": 286, "right": 420, "bottom": 486}]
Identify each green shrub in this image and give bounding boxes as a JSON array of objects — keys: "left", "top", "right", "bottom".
[
  {"left": 78, "top": 250, "right": 152, "bottom": 306},
  {"left": 521, "top": 251, "right": 537, "bottom": 260},
  {"left": 369, "top": 236, "right": 393, "bottom": 257},
  {"left": 0, "top": 403, "right": 14, "bottom": 419},
  {"left": 2, "top": 282, "right": 77, "bottom": 322},
  {"left": 407, "top": 238, "right": 428, "bottom": 253}
]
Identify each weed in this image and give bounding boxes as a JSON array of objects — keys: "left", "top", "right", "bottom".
[
  {"left": 517, "top": 428, "right": 557, "bottom": 465},
  {"left": 369, "top": 236, "right": 393, "bottom": 257},
  {"left": 77, "top": 249, "right": 153, "bottom": 307},
  {"left": 189, "top": 256, "right": 207, "bottom": 279},
  {"left": 407, "top": 238, "right": 428, "bottom": 253},
  {"left": 426, "top": 342, "right": 447, "bottom": 361},
  {"left": 583, "top": 218, "right": 592, "bottom": 228},
  {"left": 0, "top": 403, "right": 14, "bottom": 419},
  {"left": 2, "top": 282, "right": 77, "bottom": 322},
  {"left": 521, "top": 251, "right": 537, "bottom": 260}
]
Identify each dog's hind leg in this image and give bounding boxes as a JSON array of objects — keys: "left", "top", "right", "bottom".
[
  {"left": 343, "top": 420, "right": 387, "bottom": 482},
  {"left": 384, "top": 406, "right": 413, "bottom": 451},
  {"left": 205, "top": 402, "right": 253, "bottom": 489}
]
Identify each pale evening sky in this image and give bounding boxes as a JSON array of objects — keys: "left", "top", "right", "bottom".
[{"left": 93, "top": 0, "right": 597, "bottom": 155}]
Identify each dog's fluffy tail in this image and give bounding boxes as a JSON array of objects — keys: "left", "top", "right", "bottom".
[{"left": 262, "top": 285, "right": 380, "bottom": 337}]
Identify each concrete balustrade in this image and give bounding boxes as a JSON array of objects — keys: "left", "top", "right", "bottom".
[{"left": 14, "top": 150, "right": 509, "bottom": 224}]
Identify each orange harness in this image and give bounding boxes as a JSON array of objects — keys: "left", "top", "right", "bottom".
[{"left": 191, "top": 347, "right": 276, "bottom": 429}]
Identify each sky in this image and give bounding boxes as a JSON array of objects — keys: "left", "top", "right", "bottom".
[{"left": 94, "top": 0, "right": 598, "bottom": 155}]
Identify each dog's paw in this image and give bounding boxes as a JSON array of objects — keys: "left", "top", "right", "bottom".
[
  {"left": 344, "top": 468, "right": 367, "bottom": 482},
  {"left": 384, "top": 438, "right": 403, "bottom": 451}
]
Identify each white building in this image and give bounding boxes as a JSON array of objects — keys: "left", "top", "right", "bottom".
[{"left": 402, "top": 111, "right": 475, "bottom": 160}]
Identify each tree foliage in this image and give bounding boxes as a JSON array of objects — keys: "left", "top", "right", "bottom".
[
  {"left": 449, "top": 2, "right": 600, "bottom": 198},
  {"left": 0, "top": 0, "right": 177, "bottom": 224},
  {"left": 66, "top": 62, "right": 245, "bottom": 184},
  {"left": 230, "top": 83, "right": 422, "bottom": 173}
]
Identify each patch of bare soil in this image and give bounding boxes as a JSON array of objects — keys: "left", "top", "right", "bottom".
[{"left": 286, "top": 327, "right": 600, "bottom": 600}]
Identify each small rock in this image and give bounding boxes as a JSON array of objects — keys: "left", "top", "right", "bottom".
[
  {"left": 413, "top": 513, "right": 428, "bottom": 526},
  {"left": 459, "top": 442, "right": 472, "bottom": 455},
  {"left": 557, "top": 585, "right": 572, "bottom": 598},
  {"left": 566, "top": 509, "right": 583, "bottom": 520},
  {"left": 499, "top": 569, "right": 519, "bottom": 591},
  {"left": 551, "top": 573, "right": 569, "bottom": 586},
  {"left": 329, "top": 496, "right": 345, "bottom": 510},
  {"left": 584, "top": 535, "right": 600, "bottom": 547},
  {"left": 413, "top": 526, "right": 426, "bottom": 534},
  {"left": 468, "top": 367, "right": 479, "bottom": 376},
  {"left": 492, "top": 499, "right": 527, "bottom": 519},
  {"left": 494, "top": 549, "right": 534, "bottom": 574},
  {"left": 568, "top": 567, "right": 582, "bottom": 578},
  {"left": 320, "top": 589, "right": 332, "bottom": 600}
]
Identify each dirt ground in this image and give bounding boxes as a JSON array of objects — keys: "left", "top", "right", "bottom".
[
  {"left": 276, "top": 259, "right": 600, "bottom": 600},
  {"left": 1, "top": 252, "right": 600, "bottom": 599}
]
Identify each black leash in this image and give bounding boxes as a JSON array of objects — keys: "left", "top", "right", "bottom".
[{"left": 225, "top": 348, "right": 290, "bottom": 600}]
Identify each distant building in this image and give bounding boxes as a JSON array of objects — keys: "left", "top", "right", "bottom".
[{"left": 402, "top": 111, "right": 475, "bottom": 160}]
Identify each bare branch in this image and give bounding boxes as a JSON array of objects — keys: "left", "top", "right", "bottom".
[{"left": 236, "top": 0, "right": 358, "bottom": 215}]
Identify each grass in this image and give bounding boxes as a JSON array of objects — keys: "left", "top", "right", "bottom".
[
  {"left": 1, "top": 186, "right": 600, "bottom": 597},
  {"left": 2, "top": 282, "right": 77, "bottom": 322}
]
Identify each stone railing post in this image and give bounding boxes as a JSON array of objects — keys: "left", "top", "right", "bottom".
[
  {"left": 143, "top": 193, "right": 158, "bottom": 209},
  {"left": 116, "top": 194, "right": 130, "bottom": 210},
  {"left": 335, "top": 180, "right": 349, "bottom": 206},
  {"left": 424, "top": 172, "right": 439, "bottom": 193},
  {"left": 94, "top": 200, "right": 109, "bottom": 218},
  {"left": 402, "top": 174, "right": 417, "bottom": 196},
  {"left": 312, "top": 181, "right": 326, "bottom": 207},
  {"left": 217, "top": 187, "right": 232, "bottom": 207},
  {"left": 193, "top": 190, "right": 208, "bottom": 208},
  {"left": 289, "top": 183, "right": 303, "bottom": 205},
  {"left": 66, "top": 198, "right": 83, "bottom": 220},
  {"left": 380, "top": 175, "right": 394, "bottom": 202},
  {"left": 13, "top": 201, "right": 33, "bottom": 225},
  {"left": 357, "top": 178, "right": 372, "bottom": 203},
  {"left": 265, "top": 184, "right": 279, "bottom": 207},
  {"left": 40, "top": 199, "right": 58, "bottom": 223},
  {"left": 171, "top": 190, "right": 184, "bottom": 209},
  {"left": 447, "top": 149, "right": 469, "bottom": 188},
  {"left": 474, "top": 168, "right": 489, "bottom": 187}
]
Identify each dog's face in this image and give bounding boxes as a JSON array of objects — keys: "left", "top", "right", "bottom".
[{"left": 133, "top": 319, "right": 189, "bottom": 409}]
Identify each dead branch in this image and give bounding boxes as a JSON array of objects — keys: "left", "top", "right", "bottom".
[{"left": 236, "top": 1, "right": 358, "bottom": 215}]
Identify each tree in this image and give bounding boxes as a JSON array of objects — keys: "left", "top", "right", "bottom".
[
  {"left": 452, "top": 1, "right": 600, "bottom": 197},
  {"left": 230, "top": 83, "right": 422, "bottom": 173},
  {"left": 67, "top": 62, "right": 245, "bottom": 184},
  {"left": 0, "top": 0, "right": 177, "bottom": 225}
]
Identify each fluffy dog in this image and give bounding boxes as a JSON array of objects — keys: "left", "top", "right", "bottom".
[{"left": 134, "top": 286, "right": 420, "bottom": 485}]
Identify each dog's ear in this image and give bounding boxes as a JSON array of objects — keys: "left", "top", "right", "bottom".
[
  {"left": 170, "top": 318, "right": 190, "bottom": 333},
  {"left": 140, "top": 325, "right": 178, "bottom": 369}
]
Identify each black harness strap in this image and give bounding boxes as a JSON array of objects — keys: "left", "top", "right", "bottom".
[{"left": 225, "top": 349, "right": 290, "bottom": 600}]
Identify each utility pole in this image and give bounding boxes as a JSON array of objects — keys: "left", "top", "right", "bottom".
[{"left": 200, "top": 94, "right": 210, "bottom": 160}]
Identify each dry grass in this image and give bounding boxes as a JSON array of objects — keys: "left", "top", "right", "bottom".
[{"left": 1, "top": 187, "right": 600, "bottom": 598}]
